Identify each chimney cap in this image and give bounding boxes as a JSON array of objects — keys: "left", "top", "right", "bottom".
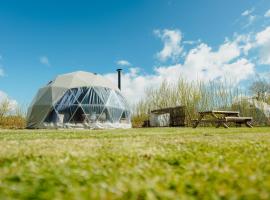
[{"left": 116, "top": 68, "right": 122, "bottom": 72}]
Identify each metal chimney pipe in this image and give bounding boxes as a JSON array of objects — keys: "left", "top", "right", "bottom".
[{"left": 116, "top": 69, "right": 122, "bottom": 90}]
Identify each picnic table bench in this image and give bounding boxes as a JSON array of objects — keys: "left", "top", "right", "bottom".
[{"left": 192, "top": 110, "right": 253, "bottom": 128}]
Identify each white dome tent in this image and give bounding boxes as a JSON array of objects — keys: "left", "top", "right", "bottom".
[{"left": 27, "top": 71, "right": 131, "bottom": 129}]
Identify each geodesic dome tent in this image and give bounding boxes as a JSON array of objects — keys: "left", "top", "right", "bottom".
[{"left": 27, "top": 71, "right": 131, "bottom": 129}]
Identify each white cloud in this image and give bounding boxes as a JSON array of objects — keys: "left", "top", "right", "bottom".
[
  {"left": 242, "top": 8, "right": 254, "bottom": 16},
  {"left": 0, "top": 90, "right": 18, "bottom": 112},
  {"left": 234, "top": 34, "right": 253, "bottom": 55},
  {"left": 264, "top": 9, "right": 270, "bottom": 18},
  {"left": 104, "top": 24, "right": 270, "bottom": 105},
  {"left": 105, "top": 36, "right": 255, "bottom": 104},
  {"left": 116, "top": 60, "right": 131, "bottom": 66},
  {"left": 255, "top": 26, "right": 270, "bottom": 45},
  {"left": 0, "top": 91, "right": 7, "bottom": 101},
  {"left": 241, "top": 8, "right": 256, "bottom": 28},
  {"left": 154, "top": 29, "right": 183, "bottom": 62},
  {"left": 39, "top": 56, "right": 50, "bottom": 66},
  {"left": 183, "top": 40, "right": 200, "bottom": 45},
  {"left": 230, "top": 26, "right": 270, "bottom": 65},
  {"left": 158, "top": 41, "right": 254, "bottom": 83},
  {"left": 255, "top": 26, "right": 270, "bottom": 64},
  {"left": 129, "top": 67, "right": 140, "bottom": 77},
  {"left": 242, "top": 15, "right": 256, "bottom": 28}
]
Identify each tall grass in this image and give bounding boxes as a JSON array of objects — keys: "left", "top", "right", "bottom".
[
  {"left": 133, "top": 78, "right": 269, "bottom": 127},
  {"left": 0, "top": 99, "right": 26, "bottom": 129}
]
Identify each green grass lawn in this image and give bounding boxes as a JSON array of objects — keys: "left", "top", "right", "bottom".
[{"left": 0, "top": 128, "right": 270, "bottom": 200}]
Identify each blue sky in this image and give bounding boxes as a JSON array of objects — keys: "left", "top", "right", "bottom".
[{"left": 0, "top": 0, "right": 270, "bottom": 106}]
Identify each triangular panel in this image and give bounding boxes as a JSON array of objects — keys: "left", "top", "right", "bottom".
[
  {"left": 81, "top": 105, "right": 105, "bottom": 123},
  {"left": 67, "top": 105, "right": 82, "bottom": 123},
  {"left": 70, "top": 87, "right": 89, "bottom": 104},
  {"left": 93, "top": 87, "right": 111, "bottom": 105},
  {"left": 115, "top": 90, "right": 129, "bottom": 109},
  {"left": 55, "top": 89, "right": 77, "bottom": 112},
  {"left": 34, "top": 87, "right": 53, "bottom": 106},
  {"left": 106, "top": 90, "right": 124, "bottom": 109},
  {"left": 107, "top": 107, "right": 124, "bottom": 123},
  {"left": 81, "top": 88, "right": 104, "bottom": 105}
]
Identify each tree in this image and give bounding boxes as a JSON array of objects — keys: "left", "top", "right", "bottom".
[
  {"left": 249, "top": 80, "right": 270, "bottom": 102},
  {"left": 0, "top": 98, "right": 11, "bottom": 117}
]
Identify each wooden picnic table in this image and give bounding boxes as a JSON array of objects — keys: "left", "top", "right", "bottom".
[{"left": 192, "top": 110, "right": 253, "bottom": 128}]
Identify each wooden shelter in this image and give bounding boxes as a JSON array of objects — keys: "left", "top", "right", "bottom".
[{"left": 149, "top": 106, "right": 186, "bottom": 127}]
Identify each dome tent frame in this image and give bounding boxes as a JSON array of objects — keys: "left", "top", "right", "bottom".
[{"left": 27, "top": 71, "right": 131, "bottom": 129}]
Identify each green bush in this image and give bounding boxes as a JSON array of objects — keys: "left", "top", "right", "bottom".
[{"left": 131, "top": 114, "right": 149, "bottom": 128}]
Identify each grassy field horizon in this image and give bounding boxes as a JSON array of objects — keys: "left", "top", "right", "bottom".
[{"left": 0, "top": 127, "right": 270, "bottom": 199}]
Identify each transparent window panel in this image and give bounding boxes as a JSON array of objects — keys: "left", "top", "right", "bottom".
[
  {"left": 107, "top": 107, "right": 124, "bottom": 123},
  {"left": 119, "top": 110, "right": 131, "bottom": 123},
  {"left": 71, "top": 87, "right": 88, "bottom": 103},
  {"left": 74, "top": 87, "right": 89, "bottom": 103},
  {"left": 99, "top": 107, "right": 112, "bottom": 123},
  {"left": 68, "top": 106, "right": 85, "bottom": 123},
  {"left": 81, "top": 105, "right": 105, "bottom": 122},
  {"left": 93, "top": 87, "right": 111, "bottom": 104},
  {"left": 106, "top": 91, "right": 124, "bottom": 109},
  {"left": 44, "top": 86, "right": 132, "bottom": 126},
  {"left": 115, "top": 90, "right": 130, "bottom": 109},
  {"left": 70, "top": 88, "right": 79, "bottom": 105},
  {"left": 123, "top": 110, "right": 132, "bottom": 122},
  {"left": 55, "top": 89, "right": 78, "bottom": 111},
  {"left": 81, "top": 88, "right": 104, "bottom": 105},
  {"left": 52, "top": 104, "right": 79, "bottom": 123},
  {"left": 127, "top": 110, "right": 132, "bottom": 121}
]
